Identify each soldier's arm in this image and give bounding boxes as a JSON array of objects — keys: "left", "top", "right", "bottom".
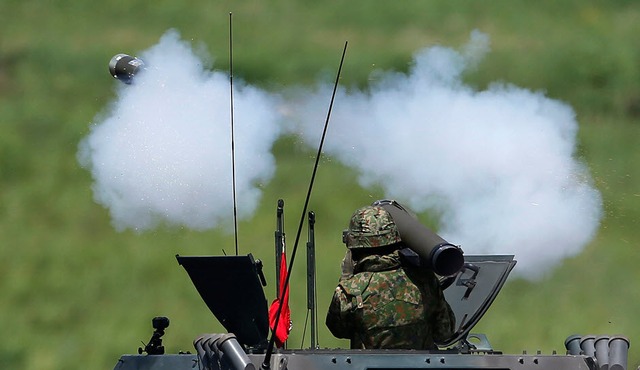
[
  {"left": 432, "top": 298, "right": 456, "bottom": 343},
  {"left": 325, "top": 286, "right": 354, "bottom": 339},
  {"left": 430, "top": 274, "right": 457, "bottom": 343}
]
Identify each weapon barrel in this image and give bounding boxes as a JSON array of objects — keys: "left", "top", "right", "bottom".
[
  {"left": 565, "top": 334, "right": 582, "bottom": 355},
  {"left": 595, "top": 336, "right": 610, "bottom": 370},
  {"left": 217, "top": 334, "right": 256, "bottom": 370},
  {"left": 374, "top": 200, "right": 464, "bottom": 276},
  {"left": 580, "top": 335, "right": 596, "bottom": 358},
  {"left": 609, "top": 336, "right": 630, "bottom": 370}
]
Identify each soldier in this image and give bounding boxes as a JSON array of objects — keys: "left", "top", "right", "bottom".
[{"left": 326, "top": 205, "right": 456, "bottom": 350}]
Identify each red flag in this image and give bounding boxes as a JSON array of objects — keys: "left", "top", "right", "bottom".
[{"left": 268, "top": 252, "right": 291, "bottom": 347}]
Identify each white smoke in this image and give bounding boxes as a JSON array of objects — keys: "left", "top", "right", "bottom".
[
  {"left": 78, "top": 30, "right": 282, "bottom": 231},
  {"left": 286, "top": 31, "right": 602, "bottom": 278},
  {"left": 79, "top": 30, "right": 602, "bottom": 278}
]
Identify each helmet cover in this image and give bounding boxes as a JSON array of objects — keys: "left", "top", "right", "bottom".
[{"left": 344, "top": 205, "right": 401, "bottom": 249}]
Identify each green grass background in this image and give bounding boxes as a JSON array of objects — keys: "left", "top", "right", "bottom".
[{"left": 1, "top": 1, "right": 640, "bottom": 369}]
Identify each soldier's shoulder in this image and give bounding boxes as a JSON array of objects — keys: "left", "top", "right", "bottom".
[{"left": 338, "top": 271, "right": 374, "bottom": 295}]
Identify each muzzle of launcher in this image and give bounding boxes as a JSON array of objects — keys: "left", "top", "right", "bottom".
[{"left": 372, "top": 199, "right": 464, "bottom": 276}]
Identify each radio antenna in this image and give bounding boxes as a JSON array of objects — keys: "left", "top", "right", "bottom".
[
  {"left": 262, "top": 41, "right": 348, "bottom": 370},
  {"left": 229, "top": 12, "right": 239, "bottom": 255}
]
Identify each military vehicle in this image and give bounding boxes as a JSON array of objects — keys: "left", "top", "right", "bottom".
[
  {"left": 107, "top": 53, "right": 631, "bottom": 370},
  {"left": 112, "top": 213, "right": 631, "bottom": 370}
]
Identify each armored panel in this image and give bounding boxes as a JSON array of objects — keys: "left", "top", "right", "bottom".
[
  {"left": 176, "top": 254, "right": 269, "bottom": 347},
  {"left": 113, "top": 351, "right": 596, "bottom": 370},
  {"left": 441, "top": 255, "right": 516, "bottom": 347}
]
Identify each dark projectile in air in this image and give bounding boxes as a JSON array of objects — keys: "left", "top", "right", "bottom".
[{"left": 109, "top": 53, "right": 145, "bottom": 84}]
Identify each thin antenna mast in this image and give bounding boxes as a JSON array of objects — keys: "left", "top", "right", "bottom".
[
  {"left": 229, "top": 12, "right": 239, "bottom": 255},
  {"left": 261, "top": 41, "right": 348, "bottom": 370}
]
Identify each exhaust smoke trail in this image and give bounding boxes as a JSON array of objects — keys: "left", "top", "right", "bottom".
[
  {"left": 286, "top": 31, "right": 602, "bottom": 278},
  {"left": 78, "top": 30, "right": 281, "bottom": 231}
]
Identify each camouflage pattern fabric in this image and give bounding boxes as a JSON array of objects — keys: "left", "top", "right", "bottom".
[
  {"left": 344, "top": 206, "right": 401, "bottom": 249},
  {"left": 340, "top": 250, "right": 355, "bottom": 279},
  {"left": 326, "top": 250, "right": 455, "bottom": 350}
]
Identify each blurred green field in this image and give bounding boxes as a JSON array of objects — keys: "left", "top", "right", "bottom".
[{"left": 1, "top": 1, "right": 640, "bottom": 369}]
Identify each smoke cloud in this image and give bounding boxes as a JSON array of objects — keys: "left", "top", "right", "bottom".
[
  {"left": 286, "top": 31, "right": 602, "bottom": 278},
  {"left": 79, "top": 30, "right": 602, "bottom": 278},
  {"left": 78, "top": 30, "right": 281, "bottom": 231}
]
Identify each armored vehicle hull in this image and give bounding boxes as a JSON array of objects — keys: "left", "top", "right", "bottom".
[
  {"left": 111, "top": 254, "right": 630, "bottom": 370},
  {"left": 113, "top": 348, "right": 601, "bottom": 370}
]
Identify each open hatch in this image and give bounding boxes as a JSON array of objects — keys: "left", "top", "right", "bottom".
[
  {"left": 176, "top": 254, "right": 269, "bottom": 349},
  {"left": 440, "top": 254, "right": 517, "bottom": 348}
]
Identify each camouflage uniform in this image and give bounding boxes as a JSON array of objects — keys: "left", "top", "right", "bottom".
[{"left": 326, "top": 205, "right": 456, "bottom": 350}]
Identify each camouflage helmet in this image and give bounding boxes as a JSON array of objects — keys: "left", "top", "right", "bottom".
[{"left": 343, "top": 205, "right": 401, "bottom": 249}]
